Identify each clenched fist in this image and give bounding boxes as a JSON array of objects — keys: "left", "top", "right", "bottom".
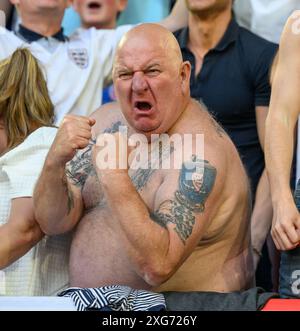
[{"left": 49, "top": 115, "right": 96, "bottom": 166}]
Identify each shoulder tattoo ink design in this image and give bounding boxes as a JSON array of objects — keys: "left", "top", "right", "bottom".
[
  {"left": 150, "top": 155, "right": 217, "bottom": 244},
  {"left": 130, "top": 143, "right": 175, "bottom": 191}
]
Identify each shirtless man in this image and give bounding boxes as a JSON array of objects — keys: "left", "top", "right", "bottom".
[{"left": 34, "top": 23, "right": 253, "bottom": 292}]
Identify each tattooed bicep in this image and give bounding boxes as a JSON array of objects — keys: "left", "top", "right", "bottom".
[
  {"left": 150, "top": 155, "right": 217, "bottom": 244},
  {"left": 66, "top": 139, "right": 97, "bottom": 189}
]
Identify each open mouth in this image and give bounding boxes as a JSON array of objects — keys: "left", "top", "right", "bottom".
[
  {"left": 134, "top": 101, "right": 153, "bottom": 111},
  {"left": 88, "top": 2, "right": 101, "bottom": 9}
]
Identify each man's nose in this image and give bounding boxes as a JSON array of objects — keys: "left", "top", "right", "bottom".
[{"left": 132, "top": 72, "right": 148, "bottom": 93}]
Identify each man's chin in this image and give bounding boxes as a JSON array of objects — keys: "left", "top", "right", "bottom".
[{"left": 134, "top": 122, "right": 161, "bottom": 135}]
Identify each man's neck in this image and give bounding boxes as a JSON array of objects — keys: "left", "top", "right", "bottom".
[
  {"left": 188, "top": 9, "right": 232, "bottom": 59},
  {"left": 20, "top": 14, "right": 64, "bottom": 37}
]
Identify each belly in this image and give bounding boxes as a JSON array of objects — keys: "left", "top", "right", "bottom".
[{"left": 69, "top": 207, "right": 150, "bottom": 290}]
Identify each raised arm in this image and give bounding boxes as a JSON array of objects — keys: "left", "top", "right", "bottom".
[
  {"left": 250, "top": 106, "right": 273, "bottom": 267},
  {"left": 92, "top": 134, "right": 223, "bottom": 287},
  {"left": 0, "top": 198, "right": 43, "bottom": 269},
  {"left": 159, "top": 0, "right": 188, "bottom": 32},
  {"left": 34, "top": 115, "right": 95, "bottom": 235},
  {"left": 265, "top": 11, "right": 300, "bottom": 250}
]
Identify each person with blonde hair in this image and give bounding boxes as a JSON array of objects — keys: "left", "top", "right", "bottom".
[{"left": 0, "top": 48, "right": 70, "bottom": 296}]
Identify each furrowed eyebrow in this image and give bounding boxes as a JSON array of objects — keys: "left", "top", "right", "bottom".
[
  {"left": 113, "top": 62, "right": 162, "bottom": 76},
  {"left": 144, "top": 63, "right": 161, "bottom": 70},
  {"left": 118, "top": 69, "right": 132, "bottom": 75},
  {"left": 114, "top": 67, "right": 133, "bottom": 77}
]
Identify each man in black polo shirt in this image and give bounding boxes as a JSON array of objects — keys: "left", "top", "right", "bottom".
[{"left": 173, "top": 0, "right": 278, "bottom": 290}]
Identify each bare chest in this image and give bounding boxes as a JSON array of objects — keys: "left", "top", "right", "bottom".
[{"left": 82, "top": 165, "right": 166, "bottom": 213}]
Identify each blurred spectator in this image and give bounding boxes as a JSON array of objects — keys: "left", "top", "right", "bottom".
[
  {"left": 234, "top": 0, "right": 300, "bottom": 43},
  {"left": 73, "top": 0, "right": 128, "bottom": 29},
  {"left": 72, "top": 1, "right": 129, "bottom": 104},
  {"left": 63, "top": 0, "right": 175, "bottom": 36},
  {"left": 0, "top": 48, "right": 70, "bottom": 295},
  {"left": 72, "top": 1, "right": 184, "bottom": 104},
  {"left": 118, "top": 0, "right": 171, "bottom": 25},
  {"left": 233, "top": 0, "right": 300, "bottom": 290},
  {"left": 265, "top": 12, "right": 300, "bottom": 298},
  {"left": 0, "top": 0, "right": 13, "bottom": 29}
]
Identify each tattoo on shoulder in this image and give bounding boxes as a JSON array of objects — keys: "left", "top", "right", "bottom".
[
  {"left": 150, "top": 155, "right": 217, "bottom": 244},
  {"left": 130, "top": 142, "right": 175, "bottom": 191}
]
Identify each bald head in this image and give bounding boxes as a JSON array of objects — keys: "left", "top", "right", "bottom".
[
  {"left": 114, "top": 23, "right": 183, "bottom": 73},
  {"left": 112, "top": 23, "right": 191, "bottom": 136}
]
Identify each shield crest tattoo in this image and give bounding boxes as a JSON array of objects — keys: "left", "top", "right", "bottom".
[{"left": 68, "top": 48, "right": 89, "bottom": 69}]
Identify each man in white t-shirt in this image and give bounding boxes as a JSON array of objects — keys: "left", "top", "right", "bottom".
[
  {"left": 1, "top": 0, "right": 186, "bottom": 125},
  {"left": 72, "top": 1, "right": 129, "bottom": 104}
]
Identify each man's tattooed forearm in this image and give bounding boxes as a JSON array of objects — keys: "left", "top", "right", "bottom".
[
  {"left": 62, "top": 172, "right": 75, "bottom": 215},
  {"left": 66, "top": 138, "right": 97, "bottom": 189},
  {"left": 66, "top": 121, "right": 125, "bottom": 190},
  {"left": 150, "top": 200, "right": 195, "bottom": 243},
  {"left": 150, "top": 155, "right": 217, "bottom": 244}
]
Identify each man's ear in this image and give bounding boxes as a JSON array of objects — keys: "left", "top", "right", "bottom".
[
  {"left": 117, "top": 0, "right": 128, "bottom": 13},
  {"left": 180, "top": 61, "right": 191, "bottom": 92}
]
